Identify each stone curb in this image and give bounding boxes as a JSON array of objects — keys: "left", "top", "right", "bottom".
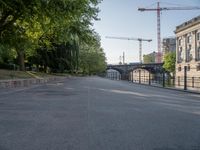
[{"left": 0, "top": 77, "right": 65, "bottom": 89}]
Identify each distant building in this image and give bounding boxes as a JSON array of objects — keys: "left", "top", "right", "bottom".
[
  {"left": 143, "top": 51, "right": 157, "bottom": 63},
  {"left": 162, "top": 37, "right": 176, "bottom": 61},
  {"left": 175, "top": 15, "right": 200, "bottom": 90}
]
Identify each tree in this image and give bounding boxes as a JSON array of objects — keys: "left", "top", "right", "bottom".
[
  {"left": 0, "top": 0, "right": 106, "bottom": 74},
  {"left": 163, "top": 52, "right": 176, "bottom": 74},
  {"left": 0, "top": 44, "right": 16, "bottom": 68},
  {"left": 79, "top": 33, "right": 107, "bottom": 74}
]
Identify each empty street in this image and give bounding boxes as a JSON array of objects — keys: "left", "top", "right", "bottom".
[{"left": 0, "top": 77, "right": 200, "bottom": 150}]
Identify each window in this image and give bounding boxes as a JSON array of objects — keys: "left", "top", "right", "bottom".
[
  {"left": 187, "top": 64, "right": 190, "bottom": 71},
  {"left": 197, "top": 63, "right": 200, "bottom": 71},
  {"left": 187, "top": 36, "right": 192, "bottom": 44},
  {"left": 178, "top": 39, "right": 182, "bottom": 46},
  {"left": 197, "top": 32, "right": 200, "bottom": 41},
  {"left": 197, "top": 47, "right": 200, "bottom": 61},
  {"left": 178, "top": 66, "right": 181, "bottom": 72},
  {"left": 186, "top": 45, "right": 191, "bottom": 62},
  {"left": 178, "top": 47, "right": 182, "bottom": 63}
]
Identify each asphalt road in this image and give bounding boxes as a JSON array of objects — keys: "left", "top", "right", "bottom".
[{"left": 0, "top": 77, "right": 200, "bottom": 150}]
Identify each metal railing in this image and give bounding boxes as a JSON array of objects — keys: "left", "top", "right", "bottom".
[
  {"left": 106, "top": 72, "right": 121, "bottom": 80},
  {"left": 106, "top": 66, "right": 200, "bottom": 92},
  {"left": 128, "top": 67, "right": 200, "bottom": 92}
]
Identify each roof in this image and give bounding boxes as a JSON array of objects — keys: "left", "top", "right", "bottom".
[{"left": 175, "top": 15, "right": 200, "bottom": 33}]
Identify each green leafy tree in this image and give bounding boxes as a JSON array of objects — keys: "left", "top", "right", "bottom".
[
  {"left": 79, "top": 33, "right": 106, "bottom": 74},
  {"left": 163, "top": 52, "right": 176, "bottom": 74},
  {"left": 0, "top": 0, "right": 106, "bottom": 74},
  {"left": 0, "top": 0, "right": 101, "bottom": 70}
]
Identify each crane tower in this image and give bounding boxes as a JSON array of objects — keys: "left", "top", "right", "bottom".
[
  {"left": 138, "top": 2, "right": 200, "bottom": 63},
  {"left": 105, "top": 36, "right": 152, "bottom": 63}
]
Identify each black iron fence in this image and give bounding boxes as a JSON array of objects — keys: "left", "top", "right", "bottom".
[
  {"left": 129, "top": 67, "right": 200, "bottom": 92},
  {"left": 128, "top": 72, "right": 170, "bottom": 87},
  {"left": 176, "top": 76, "right": 200, "bottom": 89},
  {"left": 106, "top": 67, "right": 200, "bottom": 92},
  {"left": 106, "top": 71, "right": 121, "bottom": 80}
]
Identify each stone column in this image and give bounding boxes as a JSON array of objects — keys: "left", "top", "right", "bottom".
[
  {"left": 176, "top": 37, "right": 179, "bottom": 63},
  {"left": 192, "top": 30, "right": 197, "bottom": 61},
  {"left": 184, "top": 34, "right": 187, "bottom": 62}
]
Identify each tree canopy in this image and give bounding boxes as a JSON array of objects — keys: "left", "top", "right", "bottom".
[
  {"left": 0, "top": 0, "right": 106, "bottom": 74},
  {"left": 163, "top": 52, "right": 176, "bottom": 73}
]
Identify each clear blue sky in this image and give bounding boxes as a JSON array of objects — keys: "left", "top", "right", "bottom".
[{"left": 93, "top": 0, "right": 200, "bottom": 64}]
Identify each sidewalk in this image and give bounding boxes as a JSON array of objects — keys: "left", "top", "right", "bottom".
[{"left": 0, "top": 77, "right": 65, "bottom": 89}]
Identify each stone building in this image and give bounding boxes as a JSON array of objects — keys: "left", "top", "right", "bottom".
[
  {"left": 143, "top": 51, "right": 157, "bottom": 63},
  {"left": 175, "top": 15, "right": 200, "bottom": 90}
]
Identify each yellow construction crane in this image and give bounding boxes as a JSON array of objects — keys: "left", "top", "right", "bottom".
[
  {"left": 105, "top": 36, "right": 152, "bottom": 63},
  {"left": 138, "top": 2, "right": 200, "bottom": 63}
]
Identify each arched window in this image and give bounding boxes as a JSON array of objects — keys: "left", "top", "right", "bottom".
[
  {"left": 186, "top": 45, "right": 191, "bottom": 62},
  {"left": 178, "top": 47, "right": 182, "bottom": 63}
]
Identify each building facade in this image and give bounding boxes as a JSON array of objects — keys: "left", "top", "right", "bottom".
[
  {"left": 162, "top": 37, "right": 176, "bottom": 61},
  {"left": 175, "top": 15, "right": 200, "bottom": 90},
  {"left": 143, "top": 51, "right": 157, "bottom": 63}
]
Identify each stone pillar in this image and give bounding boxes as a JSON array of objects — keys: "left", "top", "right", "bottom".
[
  {"left": 176, "top": 37, "right": 179, "bottom": 63},
  {"left": 184, "top": 34, "right": 187, "bottom": 62},
  {"left": 192, "top": 30, "right": 197, "bottom": 61}
]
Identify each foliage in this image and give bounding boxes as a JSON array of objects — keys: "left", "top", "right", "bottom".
[
  {"left": 79, "top": 35, "right": 107, "bottom": 74},
  {"left": 163, "top": 52, "right": 176, "bottom": 73},
  {"left": 0, "top": 45, "right": 16, "bottom": 64},
  {"left": 0, "top": 0, "right": 106, "bottom": 74}
]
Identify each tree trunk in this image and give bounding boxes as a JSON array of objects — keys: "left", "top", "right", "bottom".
[
  {"left": 44, "top": 65, "right": 48, "bottom": 73},
  {"left": 17, "top": 50, "right": 25, "bottom": 71}
]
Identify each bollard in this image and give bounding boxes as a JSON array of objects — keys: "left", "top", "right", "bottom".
[
  {"left": 184, "top": 66, "right": 187, "bottom": 90},
  {"left": 162, "top": 72, "right": 165, "bottom": 87},
  {"left": 149, "top": 72, "right": 151, "bottom": 85},
  {"left": 139, "top": 70, "right": 141, "bottom": 84}
]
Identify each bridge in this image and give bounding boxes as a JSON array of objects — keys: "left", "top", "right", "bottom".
[{"left": 106, "top": 63, "right": 164, "bottom": 80}]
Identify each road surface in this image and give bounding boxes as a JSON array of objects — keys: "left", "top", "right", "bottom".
[{"left": 0, "top": 77, "right": 200, "bottom": 150}]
